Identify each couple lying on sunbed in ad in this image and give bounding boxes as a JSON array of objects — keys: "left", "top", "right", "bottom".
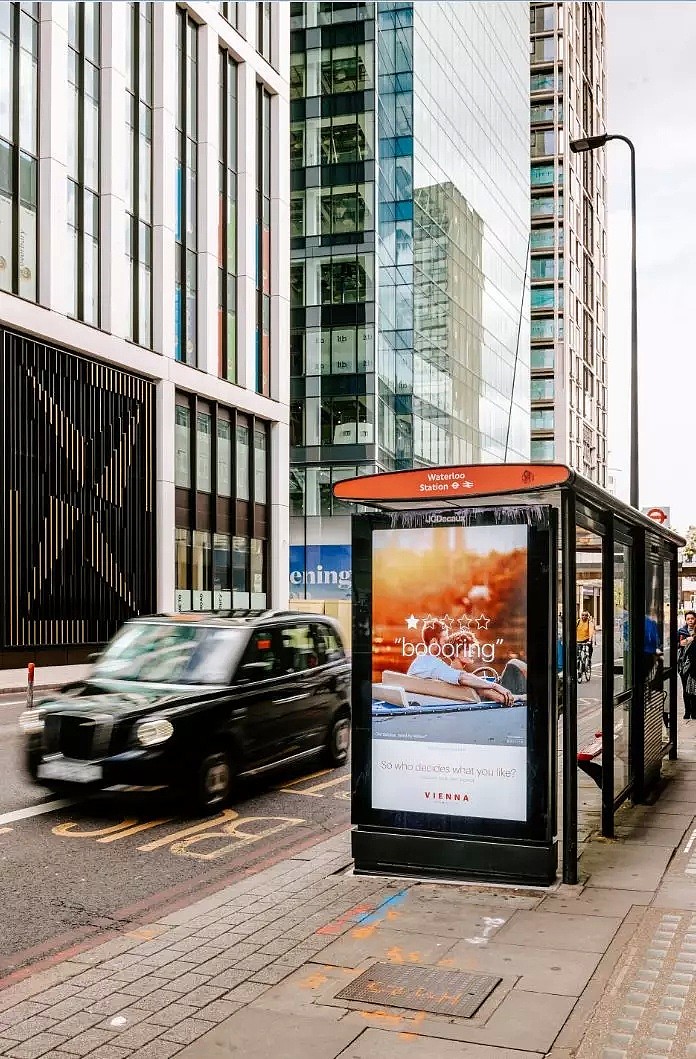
[{"left": 376, "top": 621, "right": 527, "bottom": 710}]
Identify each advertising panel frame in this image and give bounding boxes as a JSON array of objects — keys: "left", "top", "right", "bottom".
[{"left": 351, "top": 504, "right": 558, "bottom": 886}]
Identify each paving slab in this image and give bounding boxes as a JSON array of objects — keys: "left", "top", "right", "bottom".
[
  {"left": 444, "top": 940, "right": 601, "bottom": 996},
  {"left": 176, "top": 1006, "right": 363, "bottom": 1059},
  {"left": 491, "top": 911, "right": 621, "bottom": 953},
  {"left": 361, "top": 902, "right": 516, "bottom": 942},
  {"left": 580, "top": 844, "right": 673, "bottom": 890},
  {"left": 538, "top": 887, "right": 653, "bottom": 917},
  {"left": 313, "top": 927, "right": 458, "bottom": 969},
  {"left": 338, "top": 1026, "right": 543, "bottom": 1059}
]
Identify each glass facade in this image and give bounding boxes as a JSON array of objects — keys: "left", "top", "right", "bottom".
[
  {"left": 174, "top": 392, "right": 271, "bottom": 611},
  {"left": 290, "top": 1, "right": 530, "bottom": 582},
  {"left": 0, "top": 2, "right": 38, "bottom": 302},
  {"left": 175, "top": 10, "right": 198, "bottom": 365},
  {"left": 256, "top": 85, "right": 271, "bottom": 395},
  {"left": 219, "top": 51, "right": 238, "bottom": 381},
  {"left": 125, "top": 2, "right": 153, "bottom": 347},
  {"left": 67, "top": 1, "right": 101, "bottom": 325}
]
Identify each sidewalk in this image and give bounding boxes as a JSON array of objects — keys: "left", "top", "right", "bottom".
[
  {"left": 0, "top": 666, "right": 90, "bottom": 695},
  {"left": 1, "top": 736, "right": 696, "bottom": 1058}
]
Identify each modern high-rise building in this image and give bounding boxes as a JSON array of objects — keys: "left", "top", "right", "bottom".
[
  {"left": 529, "top": 1, "right": 607, "bottom": 485},
  {"left": 289, "top": 0, "right": 530, "bottom": 600},
  {"left": 0, "top": 1, "right": 290, "bottom": 668}
]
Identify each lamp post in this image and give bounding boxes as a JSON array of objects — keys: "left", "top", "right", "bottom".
[{"left": 570, "top": 133, "right": 638, "bottom": 508}]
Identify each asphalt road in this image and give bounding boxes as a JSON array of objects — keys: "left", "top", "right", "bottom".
[
  {"left": 0, "top": 692, "right": 350, "bottom": 980},
  {"left": 0, "top": 660, "right": 610, "bottom": 981}
]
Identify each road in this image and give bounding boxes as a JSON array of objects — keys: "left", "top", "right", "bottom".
[
  {"left": 0, "top": 659, "right": 611, "bottom": 981},
  {"left": 0, "top": 691, "right": 350, "bottom": 980}
]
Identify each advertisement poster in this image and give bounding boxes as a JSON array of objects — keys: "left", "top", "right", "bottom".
[
  {"left": 371, "top": 523, "right": 528, "bottom": 822},
  {"left": 289, "top": 545, "right": 352, "bottom": 600}
]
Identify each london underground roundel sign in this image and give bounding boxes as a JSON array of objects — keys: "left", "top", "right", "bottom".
[{"left": 643, "top": 506, "right": 669, "bottom": 525}]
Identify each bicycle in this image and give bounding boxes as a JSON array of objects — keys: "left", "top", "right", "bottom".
[{"left": 577, "top": 641, "right": 592, "bottom": 683}]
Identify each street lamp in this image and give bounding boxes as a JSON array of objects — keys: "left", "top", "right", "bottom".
[{"left": 570, "top": 132, "right": 638, "bottom": 509}]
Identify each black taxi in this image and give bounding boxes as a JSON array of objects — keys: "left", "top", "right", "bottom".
[{"left": 20, "top": 612, "right": 351, "bottom": 813}]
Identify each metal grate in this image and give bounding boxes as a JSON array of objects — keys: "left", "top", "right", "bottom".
[{"left": 335, "top": 962, "right": 501, "bottom": 1018}]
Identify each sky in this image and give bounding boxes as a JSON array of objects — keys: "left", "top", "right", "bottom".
[{"left": 605, "top": 2, "right": 696, "bottom": 533}]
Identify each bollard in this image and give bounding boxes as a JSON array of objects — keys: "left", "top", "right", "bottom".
[{"left": 27, "top": 662, "right": 35, "bottom": 711}]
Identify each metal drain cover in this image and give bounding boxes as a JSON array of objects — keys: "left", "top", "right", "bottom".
[{"left": 335, "top": 962, "right": 501, "bottom": 1018}]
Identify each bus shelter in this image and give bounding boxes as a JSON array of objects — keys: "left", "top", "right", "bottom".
[{"left": 333, "top": 463, "right": 683, "bottom": 886}]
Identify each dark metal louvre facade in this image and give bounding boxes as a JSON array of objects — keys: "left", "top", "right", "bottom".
[{"left": 0, "top": 329, "right": 156, "bottom": 652}]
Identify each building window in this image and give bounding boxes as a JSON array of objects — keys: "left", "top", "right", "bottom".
[
  {"left": 531, "top": 195, "right": 555, "bottom": 219},
  {"left": 531, "top": 408, "right": 555, "bottom": 432},
  {"left": 219, "top": 2, "right": 238, "bottom": 28},
  {"left": 236, "top": 419, "right": 250, "bottom": 499},
  {"left": 531, "top": 377, "right": 555, "bottom": 401},
  {"left": 531, "top": 317, "right": 556, "bottom": 342},
  {"left": 254, "top": 426, "right": 267, "bottom": 503},
  {"left": 67, "top": 1, "right": 100, "bottom": 325},
  {"left": 217, "top": 417, "right": 232, "bottom": 497},
  {"left": 530, "top": 226, "right": 555, "bottom": 250},
  {"left": 530, "top": 6, "right": 555, "bottom": 33},
  {"left": 257, "top": 1, "right": 272, "bottom": 63},
  {"left": 530, "top": 71, "right": 559, "bottom": 93},
  {"left": 219, "top": 51, "right": 237, "bottom": 381},
  {"left": 175, "top": 528, "right": 191, "bottom": 610},
  {"left": 320, "top": 43, "right": 373, "bottom": 94},
  {"left": 0, "top": 2, "right": 38, "bottom": 301},
  {"left": 530, "top": 164, "right": 555, "bottom": 187},
  {"left": 531, "top": 255, "right": 557, "bottom": 280},
  {"left": 531, "top": 347, "right": 555, "bottom": 371},
  {"left": 530, "top": 103, "right": 557, "bottom": 125},
  {"left": 125, "top": 2, "right": 153, "bottom": 347},
  {"left": 531, "top": 439, "right": 555, "bottom": 461},
  {"left": 531, "top": 36, "right": 555, "bottom": 63},
  {"left": 175, "top": 10, "right": 198, "bottom": 365},
  {"left": 196, "top": 409, "right": 212, "bottom": 493},
  {"left": 175, "top": 404, "right": 191, "bottom": 487},
  {"left": 256, "top": 85, "right": 271, "bottom": 395},
  {"left": 531, "top": 129, "right": 555, "bottom": 158},
  {"left": 531, "top": 285, "right": 557, "bottom": 310}
]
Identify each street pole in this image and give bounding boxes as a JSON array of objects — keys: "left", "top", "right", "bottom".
[
  {"left": 569, "top": 133, "right": 638, "bottom": 506},
  {"left": 627, "top": 138, "right": 638, "bottom": 509}
]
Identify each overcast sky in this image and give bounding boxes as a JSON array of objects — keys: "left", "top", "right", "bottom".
[{"left": 605, "top": 2, "right": 696, "bottom": 532}]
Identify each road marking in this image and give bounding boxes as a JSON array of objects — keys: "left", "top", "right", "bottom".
[
  {"left": 0, "top": 799, "right": 75, "bottom": 826},
  {"left": 278, "top": 774, "right": 350, "bottom": 797},
  {"left": 683, "top": 828, "right": 696, "bottom": 855}
]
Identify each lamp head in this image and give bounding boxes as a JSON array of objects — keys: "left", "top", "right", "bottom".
[{"left": 570, "top": 134, "right": 609, "bottom": 153}]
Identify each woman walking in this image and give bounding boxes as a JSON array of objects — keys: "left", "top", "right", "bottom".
[{"left": 678, "top": 611, "right": 696, "bottom": 720}]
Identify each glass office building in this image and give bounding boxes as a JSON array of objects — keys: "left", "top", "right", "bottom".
[{"left": 289, "top": 1, "right": 530, "bottom": 599}]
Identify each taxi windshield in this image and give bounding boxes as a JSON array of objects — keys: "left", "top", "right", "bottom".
[{"left": 92, "top": 622, "right": 247, "bottom": 685}]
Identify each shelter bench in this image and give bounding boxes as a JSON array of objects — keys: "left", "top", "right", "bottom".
[{"left": 577, "top": 736, "right": 603, "bottom": 787}]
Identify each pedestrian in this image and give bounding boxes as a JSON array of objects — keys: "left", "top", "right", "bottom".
[{"left": 678, "top": 610, "right": 696, "bottom": 720}]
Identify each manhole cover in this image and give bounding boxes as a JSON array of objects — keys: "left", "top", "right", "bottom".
[{"left": 335, "top": 962, "right": 501, "bottom": 1018}]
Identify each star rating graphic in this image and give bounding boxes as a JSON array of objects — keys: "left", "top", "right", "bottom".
[{"left": 403, "top": 613, "right": 492, "bottom": 633}]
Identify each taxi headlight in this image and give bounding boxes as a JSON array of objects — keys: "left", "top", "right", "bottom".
[
  {"left": 19, "top": 710, "right": 44, "bottom": 735},
  {"left": 135, "top": 718, "right": 174, "bottom": 747}
]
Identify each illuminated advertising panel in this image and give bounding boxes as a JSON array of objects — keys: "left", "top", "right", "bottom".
[{"left": 371, "top": 523, "right": 528, "bottom": 822}]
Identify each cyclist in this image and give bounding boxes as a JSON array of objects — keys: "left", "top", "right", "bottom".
[{"left": 577, "top": 610, "right": 595, "bottom": 674}]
